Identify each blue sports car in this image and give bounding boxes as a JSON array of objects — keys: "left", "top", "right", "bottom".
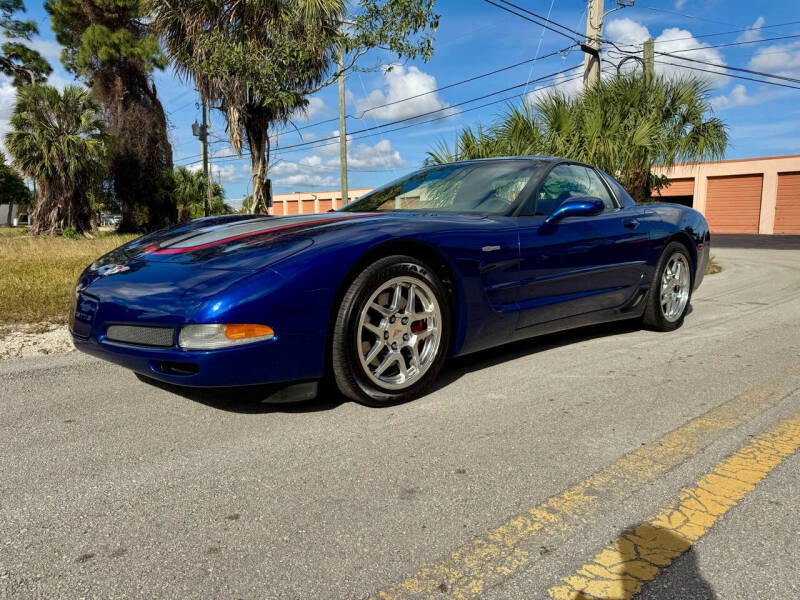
[{"left": 72, "top": 157, "right": 709, "bottom": 406}]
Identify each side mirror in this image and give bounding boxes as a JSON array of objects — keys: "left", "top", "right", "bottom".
[{"left": 540, "top": 197, "right": 604, "bottom": 233}]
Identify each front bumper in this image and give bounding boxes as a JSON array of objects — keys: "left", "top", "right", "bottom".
[{"left": 71, "top": 321, "right": 322, "bottom": 388}]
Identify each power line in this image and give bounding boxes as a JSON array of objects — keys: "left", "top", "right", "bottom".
[
  {"left": 611, "top": 21, "right": 800, "bottom": 49},
  {"left": 481, "top": 0, "right": 581, "bottom": 43},
  {"left": 172, "top": 47, "right": 577, "bottom": 165},
  {"left": 634, "top": 3, "right": 741, "bottom": 28},
  {"left": 653, "top": 60, "right": 800, "bottom": 91},
  {"left": 232, "top": 65, "right": 583, "bottom": 154},
  {"left": 494, "top": 0, "right": 587, "bottom": 39},
  {"left": 523, "top": 0, "right": 559, "bottom": 96},
  {"left": 655, "top": 33, "right": 800, "bottom": 54},
  {"left": 354, "top": 44, "right": 575, "bottom": 120},
  {"left": 655, "top": 50, "right": 800, "bottom": 85},
  {"left": 180, "top": 68, "right": 585, "bottom": 166},
  {"left": 605, "top": 34, "right": 800, "bottom": 65}
]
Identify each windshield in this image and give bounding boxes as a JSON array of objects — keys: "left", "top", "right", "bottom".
[{"left": 340, "top": 160, "right": 546, "bottom": 214}]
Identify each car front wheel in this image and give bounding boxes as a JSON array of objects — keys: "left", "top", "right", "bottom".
[{"left": 331, "top": 255, "right": 450, "bottom": 406}]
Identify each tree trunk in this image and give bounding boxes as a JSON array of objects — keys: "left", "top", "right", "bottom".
[
  {"left": 6, "top": 203, "right": 14, "bottom": 227},
  {"left": 246, "top": 118, "right": 272, "bottom": 215},
  {"left": 30, "top": 182, "right": 92, "bottom": 235}
]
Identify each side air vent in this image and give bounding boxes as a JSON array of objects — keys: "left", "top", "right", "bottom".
[{"left": 105, "top": 325, "right": 175, "bottom": 348}]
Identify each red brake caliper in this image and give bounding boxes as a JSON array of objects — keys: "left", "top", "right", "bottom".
[{"left": 410, "top": 319, "right": 425, "bottom": 334}]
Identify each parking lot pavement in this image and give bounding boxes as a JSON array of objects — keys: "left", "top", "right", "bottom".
[{"left": 2, "top": 246, "right": 800, "bottom": 599}]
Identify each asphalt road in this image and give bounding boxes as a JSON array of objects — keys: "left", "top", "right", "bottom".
[{"left": 2, "top": 246, "right": 800, "bottom": 599}]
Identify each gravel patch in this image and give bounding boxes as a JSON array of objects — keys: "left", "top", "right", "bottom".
[{"left": 0, "top": 323, "right": 75, "bottom": 360}]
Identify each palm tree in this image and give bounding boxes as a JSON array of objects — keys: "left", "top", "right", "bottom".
[
  {"left": 149, "top": 0, "right": 344, "bottom": 214},
  {"left": 427, "top": 72, "right": 728, "bottom": 202},
  {"left": 172, "top": 166, "right": 231, "bottom": 221},
  {"left": 149, "top": 0, "right": 438, "bottom": 214},
  {"left": 5, "top": 85, "right": 108, "bottom": 235}
]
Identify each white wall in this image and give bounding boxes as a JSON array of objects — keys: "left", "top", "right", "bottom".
[{"left": 0, "top": 204, "right": 20, "bottom": 226}]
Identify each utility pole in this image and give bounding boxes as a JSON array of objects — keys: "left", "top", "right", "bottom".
[
  {"left": 201, "top": 99, "right": 210, "bottom": 217},
  {"left": 192, "top": 97, "right": 210, "bottom": 217},
  {"left": 337, "top": 51, "right": 349, "bottom": 208},
  {"left": 643, "top": 37, "right": 655, "bottom": 75},
  {"left": 583, "top": 0, "right": 603, "bottom": 88}
]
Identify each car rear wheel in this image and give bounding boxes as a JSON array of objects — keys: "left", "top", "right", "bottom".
[
  {"left": 643, "top": 241, "right": 693, "bottom": 331},
  {"left": 332, "top": 255, "right": 450, "bottom": 406}
]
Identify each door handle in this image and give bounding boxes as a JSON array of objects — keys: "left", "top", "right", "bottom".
[{"left": 623, "top": 218, "right": 640, "bottom": 229}]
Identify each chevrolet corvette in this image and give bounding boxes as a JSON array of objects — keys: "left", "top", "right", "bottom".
[{"left": 71, "top": 157, "right": 709, "bottom": 406}]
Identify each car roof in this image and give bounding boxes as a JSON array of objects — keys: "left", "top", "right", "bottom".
[{"left": 427, "top": 155, "right": 579, "bottom": 168}]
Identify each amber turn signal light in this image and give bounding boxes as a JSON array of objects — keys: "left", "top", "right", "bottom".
[{"left": 225, "top": 323, "right": 275, "bottom": 340}]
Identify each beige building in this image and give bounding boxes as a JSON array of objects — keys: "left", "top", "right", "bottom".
[
  {"left": 655, "top": 154, "right": 800, "bottom": 235},
  {"left": 270, "top": 188, "right": 374, "bottom": 215}
]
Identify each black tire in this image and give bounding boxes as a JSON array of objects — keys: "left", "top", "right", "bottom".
[
  {"left": 331, "top": 255, "right": 451, "bottom": 406},
  {"left": 643, "top": 241, "right": 693, "bottom": 331}
]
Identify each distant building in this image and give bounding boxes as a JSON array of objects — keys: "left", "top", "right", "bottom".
[
  {"left": 0, "top": 204, "right": 22, "bottom": 226},
  {"left": 654, "top": 154, "right": 800, "bottom": 235},
  {"left": 270, "top": 188, "right": 374, "bottom": 215}
]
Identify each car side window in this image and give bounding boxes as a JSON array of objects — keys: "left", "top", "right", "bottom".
[
  {"left": 581, "top": 167, "right": 617, "bottom": 209},
  {"left": 521, "top": 165, "right": 592, "bottom": 216}
]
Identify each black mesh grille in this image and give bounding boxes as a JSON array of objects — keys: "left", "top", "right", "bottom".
[{"left": 106, "top": 325, "right": 175, "bottom": 347}]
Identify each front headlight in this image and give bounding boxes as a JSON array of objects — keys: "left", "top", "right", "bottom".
[{"left": 178, "top": 324, "right": 274, "bottom": 350}]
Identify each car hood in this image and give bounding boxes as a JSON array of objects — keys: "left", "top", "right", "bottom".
[{"left": 92, "top": 213, "right": 384, "bottom": 273}]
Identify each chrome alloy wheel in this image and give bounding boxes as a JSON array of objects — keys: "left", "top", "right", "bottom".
[
  {"left": 660, "top": 253, "right": 690, "bottom": 322},
  {"left": 356, "top": 275, "right": 442, "bottom": 390}
]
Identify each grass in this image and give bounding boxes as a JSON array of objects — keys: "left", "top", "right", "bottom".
[
  {"left": 705, "top": 255, "right": 722, "bottom": 275},
  {"left": 0, "top": 228, "right": 138, "bottom": 324}
]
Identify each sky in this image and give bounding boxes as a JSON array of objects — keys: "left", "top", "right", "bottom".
[{"left": 1, "top": 0, "right": 799, "bottom": 210}]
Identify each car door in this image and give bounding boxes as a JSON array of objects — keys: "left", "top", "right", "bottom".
[{"left": 515, "top": 163, "right": 650, "bottom": 330}]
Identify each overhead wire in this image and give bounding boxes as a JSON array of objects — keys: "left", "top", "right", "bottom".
[
  {"left": 654, "top": 50, "right": 800, "bottom": 85},
  {"left": 179, "top": 67, "right": 585, "bottom": 166},
  {"left": 481, "top": 0, "right": 582, "bottom": 43},
  {"left": 171, "top": 47, "right": 578, "bottom": 165},
  {"left": 652, "top": 60, "right": 800, "bottom": 91}
]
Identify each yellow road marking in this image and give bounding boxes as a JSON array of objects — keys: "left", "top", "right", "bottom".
[
  {"left": 549, "top": 412, "right": 800, "bottom": 599},
  {"left": 371, "top": 363, "right": 800, "bottom": 600}
]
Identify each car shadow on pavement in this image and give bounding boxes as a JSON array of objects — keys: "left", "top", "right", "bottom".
[
  {"left": 429, "top": 319, "right": 644, "bottom": 396},
  {"left": 135, "top": 373, "right": 345, "bottom": 414}
]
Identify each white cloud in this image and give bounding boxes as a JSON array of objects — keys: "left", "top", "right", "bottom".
[
  {"left": 711, "top": 84, "right": 764, "bottom": 109},
  {"left": 675, "top": 0, "right": 688, "bottom": 8},
  {"left": 27, "top": 38, "right": 63, "bottom": 62},
  {"left": 738, "top": 16, "right": 764, "bottom": 43},
  {"left": 0, "top": 76, "right": 18, "bottom": 155},
  {"left": 187, "top": 160, "right": 246, "bottom": 184},
  {"left": 354, "top": 65, "right": 456, "bottom": 121},
  {"left": 349, "top": 139, "right": 403, "bottom": 169},
  {"left": 605, "top": 18, "right": 650, "bottom": 47},
  {"left": 211, "top": 145, "right": 238, "bottom": 159},
  {"left": 271, "top": 154, "right": 328, "bottom": 177},
  {"left": 271, "top": 137, "right": 403, "bottom": 189},
  {"left": 227, "top": 196, "right": 246, "bottom": 211},
  {"left": 291, "top": 96, "right": 328, "bottom": 122},
  {"left": 605, "top": 20, "right": 728, "bottom": 88},
  {"left": 749, "top": 41, "right": 800, "bottom": 78},
  {"left": 276, "top": 173, "right": 339, "bottom": 189},
  {"left": 525, "top": 70, "right": 583, "bottom": 104}
]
